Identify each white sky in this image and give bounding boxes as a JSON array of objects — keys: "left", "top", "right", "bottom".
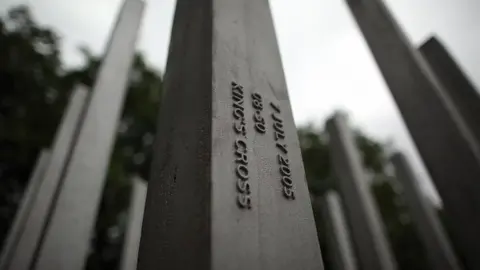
[{"left": 1, "top": 0, "right": 479, "bottom": 204}]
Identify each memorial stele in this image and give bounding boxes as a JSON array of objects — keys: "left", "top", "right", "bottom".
[{"left": 138, "top": 1, "right": 324, "bottom": 270}]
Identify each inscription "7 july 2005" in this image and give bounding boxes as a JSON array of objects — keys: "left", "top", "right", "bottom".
[{"left": 270, "top": 102, "right": 295, "bottom": 200}]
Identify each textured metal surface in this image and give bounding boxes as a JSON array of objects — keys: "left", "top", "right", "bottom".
[
  {"left": 32, "top": 1, "right": 144, "bottom": 270},
  {"left": 321, "top": 191, "right": 358, "bottom": 270},
  {"left": 138, "top": 0, "right": 324, "bottom": 269},
  {"left": 0, "top": 150, "right": 51, "bottom": 270},
  {"left": 120, "top": 177, "right": 147, "bottom": 270},
  {"left": 346, "top": 1, "right": 480, "bottom": 269},
  {"left": 327, "top": 113, "right": 397, "bottom": 270},
  {"left": 392, "top": 152, "right": 461, "bottom": 270},
  {"left": 420, "top": 37, "right": 480, "bottom": 145},
  {"left": 5, "top": 86, "right": 89, "bottom": 270}
]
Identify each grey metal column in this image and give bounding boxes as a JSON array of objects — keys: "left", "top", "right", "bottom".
[
  {"left": 33, "top": 1, "right": 145, "bottom": 270},
  {"left": 345, "top": 1, "right": 480, "bottom": 269},
  {"left": 419, "top": 36, "right": 480, "bottom": 144},
  {"left": 5, "top": 86, "right": 89, "bottom": 270},
  {"left": 0, "top": 150, "right": 51, "bottom": 270},
  {"left": 138, "top": 0, "right": 324, "bottom": 269},
  {"left": 392, "top": 152, "right": 461, "bottom": 270},
  {"left": 322, "top": 191, "right": 358, "bottom": 270},
  {"left": 327, "top": 113, "right": 397, "bottom": 270},
  {"left": 120, "top": 177, "right": 147, "bottom": 270}
]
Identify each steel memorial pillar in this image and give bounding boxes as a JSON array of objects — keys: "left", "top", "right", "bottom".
[{"left": 138, "top": 1, "right": 324, "bottom": 270}]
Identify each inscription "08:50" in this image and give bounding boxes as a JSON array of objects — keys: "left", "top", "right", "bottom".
[{"left": 251, "top": 93, "right": 266, "bottom": 134}]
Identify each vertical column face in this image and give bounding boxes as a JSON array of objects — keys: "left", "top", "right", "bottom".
[
  {"left": 419, "top": 37, "right": 480, "bottom": 145},
  {"left": 6, "top": 86, "right": 89, "bottom": 270},
  {"left": 327, "top": 113, "right": 397, "bottom": 270},
  {"left": 322, "top": 192, "right": 358, "bottom": 270},
  {"left": 346, "top": 1, "right": 480, "bottom": 269},
  {"left": 120, "top": 178, "right": 147, "bottom": 270},
  {"left": 392, "top": 153, "right": 461, "bottom": 270},
  {"left": 0, "top": 150, "right": 51, "bottom": 270},
  {"left": 138, "top": 0, "right": 324, "bottom": 270},
  {"left": 211, "top": 0, "right": 323, "bottom": 269},
  {"left": 138, "top": 1, "right": 214, "bottom": 269},
  {"left": 32, "top": 1, "right": 145, "bottom": 270}
]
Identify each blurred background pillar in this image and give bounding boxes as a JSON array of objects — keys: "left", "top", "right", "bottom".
[
  {"left": 0, "top": 150, "right": 51, "bottom": 270},
  {"left": 5, "top": 86, "right": 89, "bottom": 270},
  {"left": 345, "top": 1, "right": 480, "bottom": 268},
  {"left": 120, "top": 177, "right": 146, "bottom": 270},
  {"left": 327, "top": 113, "right": 397, "bottom": 270},
  {"left": 33, "top": 1, "right": 145, "bottom": 270},
  {"left": 392, "top": 153, "right": 461, "bottom": 270},
  {"left": 321, "top": 191, "right": 358, "bottom": 270}
]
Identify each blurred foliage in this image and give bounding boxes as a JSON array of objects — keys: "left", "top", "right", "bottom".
[
  {"left": 0, "top": 5, "right": 65, "bottom": 250},
  {"left": 0, "top": 5, "right": 162, "bottom": 270},
  {"left": 0, "top": 4, "right": 449, "bottom": 270},
  {"left": 298, "top": 124, "right": 387, "bottom": 196},
  {"left": 299, "top": 125, "right": 430, "bottom": 270},
  {"left": 371, "top": 175, "right": 429, "bottom": 270}
]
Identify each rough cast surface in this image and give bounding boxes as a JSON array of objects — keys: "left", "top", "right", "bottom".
[
  {"left": 138, "top": 1, "right": 324, "bottom": 269},
  {"left": 346, "top": 1, "right": 480, "bottom": 269}
]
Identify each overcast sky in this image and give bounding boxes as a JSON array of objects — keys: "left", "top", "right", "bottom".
[{"left": 1, "top": 0, "right": 479, "bottom": 203}]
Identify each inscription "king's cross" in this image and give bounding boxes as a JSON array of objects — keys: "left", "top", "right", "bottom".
[{"left": 231, "top": 81, "right": 252, "bottom": 209}]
